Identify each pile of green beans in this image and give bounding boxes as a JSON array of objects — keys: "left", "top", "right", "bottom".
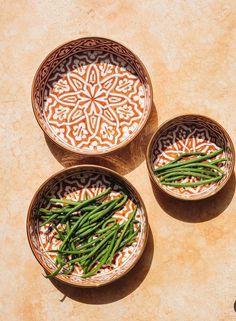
[
  {"left": 38, "top": 187, "right": 140, "bottom": 278},
  {"left": 154, "top": 148, "right": 227, "bottom": 187}
]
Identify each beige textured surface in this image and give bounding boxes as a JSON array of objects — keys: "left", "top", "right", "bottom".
[{"left": 0, "top": 1, "right": 236, "bottom": 320}]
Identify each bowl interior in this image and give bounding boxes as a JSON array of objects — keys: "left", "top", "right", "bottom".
[
  {"left": 32, "top": 37, "right": 152, "bottom": 155},
  {"left": 148, "top": 115, "right": 234, "bottom": 200},
  {"left": 27, "top": 166, "right": 147, "bottom": 287}
]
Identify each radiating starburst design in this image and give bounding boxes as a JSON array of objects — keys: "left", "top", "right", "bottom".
[{"left": 45, "top": 51, "right": 145, "bottom": 151}]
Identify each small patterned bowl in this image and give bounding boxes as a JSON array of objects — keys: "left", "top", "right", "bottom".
[
  {"left": 27, "top": 165, "right": 148, "bottom": 287},
  {"left": 32, "top": 37, "right": 152, "bottom": 156},
  {"left": 146, "top": 114, "right": 235, "bottom": 201}
]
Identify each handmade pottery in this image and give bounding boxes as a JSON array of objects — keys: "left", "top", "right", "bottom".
[
  {"left": 32, "top": 37, "right": 152, "bottom": 155},
  {"left": 27, "top": 165, "right": 148, "bottom": 287},
  {"left": 147, "top": 114, "right": 235, "bottom": 201}
]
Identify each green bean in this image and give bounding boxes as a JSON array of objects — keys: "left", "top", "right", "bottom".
[
  {"left": 48, "top": 246, "right": 93, "bottom": 256},
  {"left": 49, "top": 224, "right": 120, "bottom": 255},
  {"left": 82, "top": 238, "right": 113, "bottom": 272},
  {"left": 186, "top": 168, "right": 218, "bottom": 177},
  {"left": 51, "top": 224, "right": 65, "bottom": 240},
  {"left": 69, "top": 202, "right": 115, "bottom": 234},
  {"left": 180, "top": 162, "right": 224, "bottom": 175},
  {"left": 82, "top": 228, "right": 119, "bottom": 278},
  {"left": 79, "top": 229, "right": 117, "bottom": 263},
  {"left": 154, "top": 148, "right": 223, "bottom": 173},
  {"left": 75, "top": 222, "right": 97, "bottom": 235},
  {"left": 81, "top": 195, "right": 126, "bottom": 224},
  {"left": 107, "top": 205, "right": 137, "bottom": 264},
  {"left": 80, "top": 205, "right": 97, "bottom": 213},
  {"left": 64, "top": 264, "right": 74, "bottom": 275},
  {"left": 88, "top": 198, "right": 122, "bottom": 223},
  {"left": 84, "top": 223, "right": 135, "bottom": 271},
  {"left": 66, "top": 221, "right": 70, "bottom": 234},
  {"left": 164, "top": 175, "right": 188, "bottom": 182},
  {"left": 84, "top": 247, "right": 108, "bottom": 274},
  {"left": 210, "top": 158, "right": 228, "bottom": 165},
  {"left": 96, "top": 222, "right": 118, "bottom": 235},
  {"left": 40, "top": 205, "right": 98, "bottom": 217},
  {"left": 118, "top": 226, "right": 141, "bottom": 252},
  {"left": 45, "top": 263, "right": 64, "bottom": 278},
  {"left": 41, "top": 215, "right": 80, "bottom": 222},
  {"left": 65, "top": 199, "right": 116, "bottom": 233},
  {"left": 59, "top": 214, "right": 85, "bottom": 250},
  {"left": 165, "top": 151, "right": 206, "bottom": 165},
  {"left": 40, "top": 213, "right": 58, "bottom": 227},
  {"left": 102, "top": 218, "right": 116, "bottom": 229},
  {"left": 40, "top": 188, "right": 140, "bottom": 279},
  {"left": 83, "top": 199, "right": 115, "bottom": 216},
  {"left": 123, "top": 221, "right": 139, "bottom": 240},
  {"left": 128, "top": 220, "right": 134, "bottom": 237},
  {"left": 160, "top": 171, "right": 213, "bottom": 181},
  {"left": 98, "top": 225, "right": 140, "bottom": 268},
  {"left": 123, "top": 220, "right": 137, "bottom": 239},
  {"left": 78, "top": 218, "right": 113, "bottom": 238},
  {"left": 156, "top": 167, "right": 219, "bottom": 177},
  {"left": 73, "top": 211, "right": 92, "bottom": 231},
  {"left": 61, "top": 187, "right": 112, "bottom": 223},
  {"left": 156, "top": 162, "right": 224, "bottom": 178},
  {"left": 87, "top": 196, "right": 124, "bottom": 219},
  {"left": 78, "top": 220, "right": 119, "bottom": 244},
  {"left": 39, "top": 207, "right": 71, "bottom": 214},
  {"left": 74, "top": 215, "right": 118, "bottom": 240},
  {"left": 60, "top": 204, "right": 85, "bottom": 224},
  {"left": 113, "top": 194, "right": 128, "bottom": 210},
  {"left": 48, "top": 198, "right": 81, "bottom": 206},
  {"left": 161, "top": 175, "right": 223, "bottom": 187}
]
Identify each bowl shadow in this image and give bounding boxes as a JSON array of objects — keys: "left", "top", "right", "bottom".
[
  {"left": 151, "top": 172, "right": 235, "bottom": 223},
  {"left": 49, "top": 228, "right": 154, "bottom": 304},
  {"left": 45, "top": 103, "right": 158, "bottom": 175}
]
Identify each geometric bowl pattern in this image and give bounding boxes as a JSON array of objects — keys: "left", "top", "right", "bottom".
[
  {"left": 32, "top": 37, "right": 152, "bottom": 155},
  {"left": 27, "top": 165, "right": 148, "bottom": 287},
  {"left": 147, "top": 114, "right": 235, "bottom": 201}
]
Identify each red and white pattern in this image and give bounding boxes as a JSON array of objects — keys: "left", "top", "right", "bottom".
[
  {"left": 32, "top": 38, "right": 152, "bottom": 154},
  {"left": 28, "top": 168, "right": 147, "bottom": 286},
  {"left": 151, "top": 116, "right": 233, "bottom": 199}
]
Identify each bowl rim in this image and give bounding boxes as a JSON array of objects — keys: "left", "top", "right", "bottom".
[
  {"left": 146, "top": 113, "right": 235, "bottom": 201},
  {"left": 31, "top": 36, "right": 153, "bottom": 156},
  {"left": 26, "top": 164, "right": 149, "bottom": 287}
]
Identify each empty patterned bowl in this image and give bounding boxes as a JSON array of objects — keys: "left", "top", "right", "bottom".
[
  {"left": 32, "top": 37, "right": 152, "bottom": 155},
  {"left": 27, "top": 165, "right": 148, "bottom": 287},
  {"left": 146, "top": 114, "right": 235, "bottom": 200}
]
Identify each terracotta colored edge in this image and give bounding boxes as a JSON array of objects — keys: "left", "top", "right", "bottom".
[
  {"left": 26, "top": 164, "right": 149, "bottom": 287},
  {"left": 31, "top": 36, "right": 153, "bottom": 156},
  {"left": 146, "top": 113, "right": 235, "bottom": 201}
]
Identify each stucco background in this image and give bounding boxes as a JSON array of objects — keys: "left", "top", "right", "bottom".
[{"left": 0, "top": 1, "right": 236, "bottom": 320}]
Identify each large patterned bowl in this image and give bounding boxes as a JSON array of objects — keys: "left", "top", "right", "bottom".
[
  {"left": 147, "top": 114, "right": 235, "bottom": 201},
  {"left": 27, "top": 165, "right": 148, "bottom": 287},
  {"left": 32, "top": 37, "right": 152, "bottom": 155}
]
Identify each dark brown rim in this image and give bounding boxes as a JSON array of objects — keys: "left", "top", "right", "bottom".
[
  {"left": 31, "top": 36, "right": 153, "bottom": 156},
  {"left": 146, "top": 113, "right": 235, "bottom": 201},
  {"left": 26, "top": 165, "right": 149, "bottom": 287}
]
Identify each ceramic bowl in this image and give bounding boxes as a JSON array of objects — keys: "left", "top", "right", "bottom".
[
  {"left": 27, "top": 165, "right": 148, "bottom": 287},
  {"left": 32, "top": 37, "right": 152, "bottom": 155},
  {"left": 147, "top": 114, "right": 235, "bottom": 201}
]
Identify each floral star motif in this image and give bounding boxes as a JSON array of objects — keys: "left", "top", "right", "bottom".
[{"left": 46, "top": 52, "right": 144, "bottom": 151}]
